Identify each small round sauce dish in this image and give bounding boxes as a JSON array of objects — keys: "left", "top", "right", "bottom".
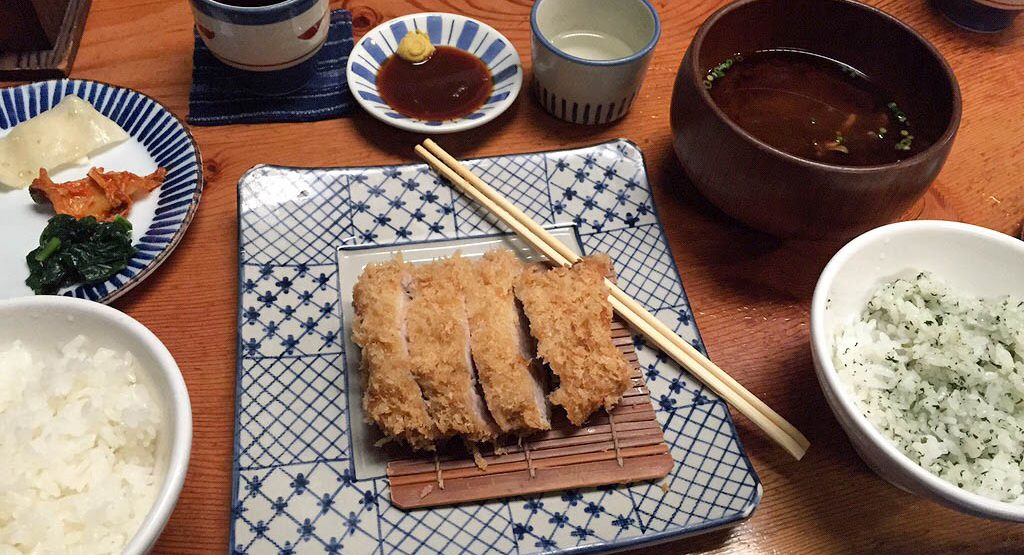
[{"left": 347, "top": 13, "right": 522, "bottom": 134}]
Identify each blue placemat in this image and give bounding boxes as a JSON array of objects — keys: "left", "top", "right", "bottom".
[{"left": 188, "top": 9, "right": 354, "bottom": 126}]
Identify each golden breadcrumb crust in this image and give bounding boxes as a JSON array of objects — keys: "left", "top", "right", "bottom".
[
  {"left": 407, "top": 255, "right": 498, "bottom": 442},
  {"left": 351, "top": 259, "right": 438, "bottom": 450},
  {"left": 466, "top": 250, "right": 551, "bottom": 434},
  {"left": 515, "top": 255, "right": 632, "bottom": 425}
]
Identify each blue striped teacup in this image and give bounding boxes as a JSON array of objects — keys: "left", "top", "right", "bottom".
[{"left": 530, "top": 0, "right": 660, "bottom": 125}]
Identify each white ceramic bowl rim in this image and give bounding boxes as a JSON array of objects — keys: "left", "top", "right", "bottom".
[
  {"left": 811, "top": 220, "right": 1024, "bottom": 521},
  {"left": 346, "top": 12, "right": 523, "bottom": 134},
  {"left": 0, "top": 296, "right": 193, "bottom": 553},
  {"left": 530, "top": 0, "right": 662, "bottom": 66},
  {"left": 200, "top": 0, "right": 307, "bottom": 12}
]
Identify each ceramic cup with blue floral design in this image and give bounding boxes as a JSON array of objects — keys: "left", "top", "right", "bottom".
[
  {"left": 530, "top": 0, "right": 660, "bottom": 124},
  {"left": 190, "top": 0, "right": 330, "bottom": 95}
]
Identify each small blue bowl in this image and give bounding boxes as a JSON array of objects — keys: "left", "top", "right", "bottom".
[
  {"left": 346, "top": 12, "right": 522, "bottom": 134},
  {"left": 933, "top": 0, "right": 1022, "bottom": 32}
]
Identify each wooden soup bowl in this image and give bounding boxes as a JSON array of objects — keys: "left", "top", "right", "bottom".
[{"left": 670, "top": 0, "right": 961, "bottom": 238}]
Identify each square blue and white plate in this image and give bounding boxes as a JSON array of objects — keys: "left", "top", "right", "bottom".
[{"left": 232, "top": 139, "right": 761, "bottom": 554}]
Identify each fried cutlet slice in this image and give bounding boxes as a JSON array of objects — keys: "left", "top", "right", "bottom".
[
  {"left": 515, "top": 254, "right": 632, "bottom": 426},
  {"left": 407, "top": 255, "right": 499, "bottom": 442},
  {"left": 466, "top": 250, "right": 551, "bottom": 434},
  {"left": 352, "top": 259, "right": 438, "bottom": 450}
]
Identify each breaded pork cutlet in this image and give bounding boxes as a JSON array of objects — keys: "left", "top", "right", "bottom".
[
  {"left": 407, "top": 255, "right": 498, "bottom": 443},
  {"left": 351, "top": 259, "right": 438, "bottom": 450},
  {"left": 465, "top": 250, "right": 551, "bottom": 434},
  {"left": 515, "top": 255, "right": 632, "bottom": 426}
]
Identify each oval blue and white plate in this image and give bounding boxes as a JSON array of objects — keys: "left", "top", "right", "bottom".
[
  {"left": 346, "top": 12, "right": 522, "bottom": 134},
  {"left": 0, "top": 79, "right": 203, "bottom": 303}
]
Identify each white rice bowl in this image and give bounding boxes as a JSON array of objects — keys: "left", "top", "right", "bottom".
[
  {"left": 0, "top": 335, "right": 162, "bottom": 554},
  {"left": 834, "top": 272, "right": 1024, "bottom": 503}
]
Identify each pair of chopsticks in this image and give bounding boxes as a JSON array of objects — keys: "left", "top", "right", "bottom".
[{"left": 414, "top": 139, "right": 810, "bottom": 460}]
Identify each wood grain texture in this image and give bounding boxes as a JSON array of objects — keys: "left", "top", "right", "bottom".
[{"left": 4, "top": 0, "right": 1021, "bottom": 553}]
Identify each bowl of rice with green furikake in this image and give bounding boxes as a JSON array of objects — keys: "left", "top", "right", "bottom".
[{"left": 811, "top": 220, "right": 1024, "bottom": 521}]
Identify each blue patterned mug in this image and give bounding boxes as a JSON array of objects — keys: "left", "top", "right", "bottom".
[
  {"left": 190, "top": 0, "right": 330, "bottom": 94},
  {"left": 530, "top": 0, "right": 661, "bottom": 124},
  {"left": 932, "top": 0, "right": 1023, "bottom": 32}
]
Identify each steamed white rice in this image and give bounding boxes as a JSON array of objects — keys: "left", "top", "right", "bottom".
[
  {"left": 834, "top": 272, "right": 1024, "bottom": 503},
  {"left": 0, "top": 336, "right": 162, "bottom": 554}
]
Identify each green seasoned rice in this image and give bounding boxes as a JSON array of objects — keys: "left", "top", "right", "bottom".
[{"left": 833, "top": 272, "right": 1024, "bottom": 503}]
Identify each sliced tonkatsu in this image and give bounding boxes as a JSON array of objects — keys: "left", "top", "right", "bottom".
[
  {"left": 354, "top": 250, "right": 633, "bottom": 446},
  {"left": 351, "top": 259, "right": 438, "bottom": 450},
  {"left": 515, "top": 255, "right": 633, "bottom": 426},
  {"left": 465, "top": 250, "right": 551, "bottom": 434},
  {"left": 406, "top": 255, "right": 499, "bottom": 443}
]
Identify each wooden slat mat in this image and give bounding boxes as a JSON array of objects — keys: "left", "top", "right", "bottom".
[{"left": 388, "top": 318, "right": 674, "bottom": 509}]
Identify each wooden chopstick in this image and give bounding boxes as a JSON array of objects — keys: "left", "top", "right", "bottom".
[
  {"left": 415, "top": 142, "right": 808, "bottom": 459},
  {"left": 420, "top": 139, "right": 794, "bottom": 429},
  {"left": 415, "top": 140, "right": 810, "bottom": 460}
]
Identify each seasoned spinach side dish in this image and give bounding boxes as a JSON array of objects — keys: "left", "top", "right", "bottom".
[{"left": 26, "top": 215, "right": 136, "bottom": 294}]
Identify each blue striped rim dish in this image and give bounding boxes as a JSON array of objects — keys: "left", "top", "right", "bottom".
[
  {"left": 0, "top": 79, "right": 203, "bottom": 303},
  {"left": 346, "top": 12, "right": 522, "bottom": 134}
]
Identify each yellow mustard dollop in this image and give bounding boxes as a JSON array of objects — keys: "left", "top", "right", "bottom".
[{"left": 396, "top": 30, "right": 435, "bottom": 63}]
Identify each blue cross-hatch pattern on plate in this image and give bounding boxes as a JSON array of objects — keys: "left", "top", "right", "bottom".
[{"left": 231, "top": 139, "right": 761, "bottom": 554}]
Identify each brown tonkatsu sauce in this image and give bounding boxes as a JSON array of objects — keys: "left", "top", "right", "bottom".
[{"left": 377, "top": 46, "right": 492, "bottom": 121}]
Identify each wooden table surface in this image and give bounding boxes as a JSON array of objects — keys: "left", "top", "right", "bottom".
[{"left": 30, "top": 0, "right": 1024, "bottom": 553}]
